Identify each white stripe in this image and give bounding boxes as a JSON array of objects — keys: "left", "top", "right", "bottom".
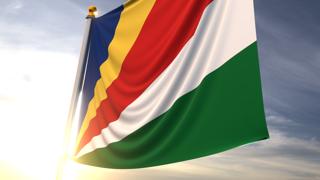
[{"left": 77, "top": 0, "right": 257, "bottom": 158}]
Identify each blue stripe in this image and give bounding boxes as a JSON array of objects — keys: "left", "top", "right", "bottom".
[{"left": 79, "top": 6, "right": 124, "bottom": 127}]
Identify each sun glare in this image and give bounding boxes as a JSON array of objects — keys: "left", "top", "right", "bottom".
[{"left": 0, "top": 49, "right": 78, "bottom": 180}]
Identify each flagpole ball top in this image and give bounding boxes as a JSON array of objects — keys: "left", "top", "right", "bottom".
[{"left": 87, "top": 6, "right": 97, "bottom": 18}]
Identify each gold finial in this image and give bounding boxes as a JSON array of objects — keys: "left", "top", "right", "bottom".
[{"left": 87, "top": 6, "right": 97, "bottom": 18}]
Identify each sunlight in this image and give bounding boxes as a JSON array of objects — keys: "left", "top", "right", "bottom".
[{"left": 0, "top": 49, "right": 77, "bottom": 179}]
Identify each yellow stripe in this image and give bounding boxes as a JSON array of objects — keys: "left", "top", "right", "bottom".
[{"left": 76, "top": 0, "right": 157, "bottom": 147}]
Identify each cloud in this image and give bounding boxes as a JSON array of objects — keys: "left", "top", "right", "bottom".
[
  {"left": 5, "top": 0, "right": 23, "bottom": 12},
  {"left": 0, "top": 1, "right": 83, "bottom": 53},
  {"left": 254, "top": 0, "right": 320, "bottom": 139}
]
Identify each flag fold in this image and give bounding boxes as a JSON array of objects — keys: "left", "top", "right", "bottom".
[{"left": 75, "top": 0, "right": 269, "bottom": 169}]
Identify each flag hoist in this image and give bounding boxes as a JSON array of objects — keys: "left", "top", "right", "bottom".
[{"left": 56, "top": 6, "right": 97, "bottom": 180}]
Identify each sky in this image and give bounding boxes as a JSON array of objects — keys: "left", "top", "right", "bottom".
[{"left": 0, "top": 0, "right": 319, "bottom": 179}]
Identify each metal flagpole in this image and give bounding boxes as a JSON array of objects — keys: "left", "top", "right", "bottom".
[{"left": 56, "top": 6, "right": 97, "bottom": 180}]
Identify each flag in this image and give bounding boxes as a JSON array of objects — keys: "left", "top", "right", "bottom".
[{"left": 74, "top": 0, "right": 269, "bottom": 169}]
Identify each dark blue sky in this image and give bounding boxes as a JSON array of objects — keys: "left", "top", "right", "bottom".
[
  {"left": 256, "top": 0, "right": 320, "bottom": 139},
  {"left": 0, "top": 0, "right": 319, "bottom": 179}
]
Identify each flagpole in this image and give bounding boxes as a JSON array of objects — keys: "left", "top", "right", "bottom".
[{"left": 56, "top": 6, "right": 97, "bottom": 180}]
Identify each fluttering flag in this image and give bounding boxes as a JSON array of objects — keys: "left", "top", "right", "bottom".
[{"left": 74, "top": 0, "right": 269, "bottom": 169}]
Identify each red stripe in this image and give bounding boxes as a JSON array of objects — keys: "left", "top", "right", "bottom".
[{"left": 77, "top": 0, "right": 213, "bottom": 153}]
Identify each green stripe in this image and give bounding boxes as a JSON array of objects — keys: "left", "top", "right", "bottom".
[{"left": 76, "top": 42, "right": 269, "bottom": 169}]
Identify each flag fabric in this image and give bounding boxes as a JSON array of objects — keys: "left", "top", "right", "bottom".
[{"left": 75, "top": 0, "right": 269, "bottom": 169}]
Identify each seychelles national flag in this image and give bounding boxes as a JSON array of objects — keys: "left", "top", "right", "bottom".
[{"left": 74, "top": 0, "right": 269, "bottom": 169}]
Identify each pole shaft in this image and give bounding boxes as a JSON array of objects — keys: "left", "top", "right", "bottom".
[{"left": 56, "top": 17, "right": 93, "bottom": 180}]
